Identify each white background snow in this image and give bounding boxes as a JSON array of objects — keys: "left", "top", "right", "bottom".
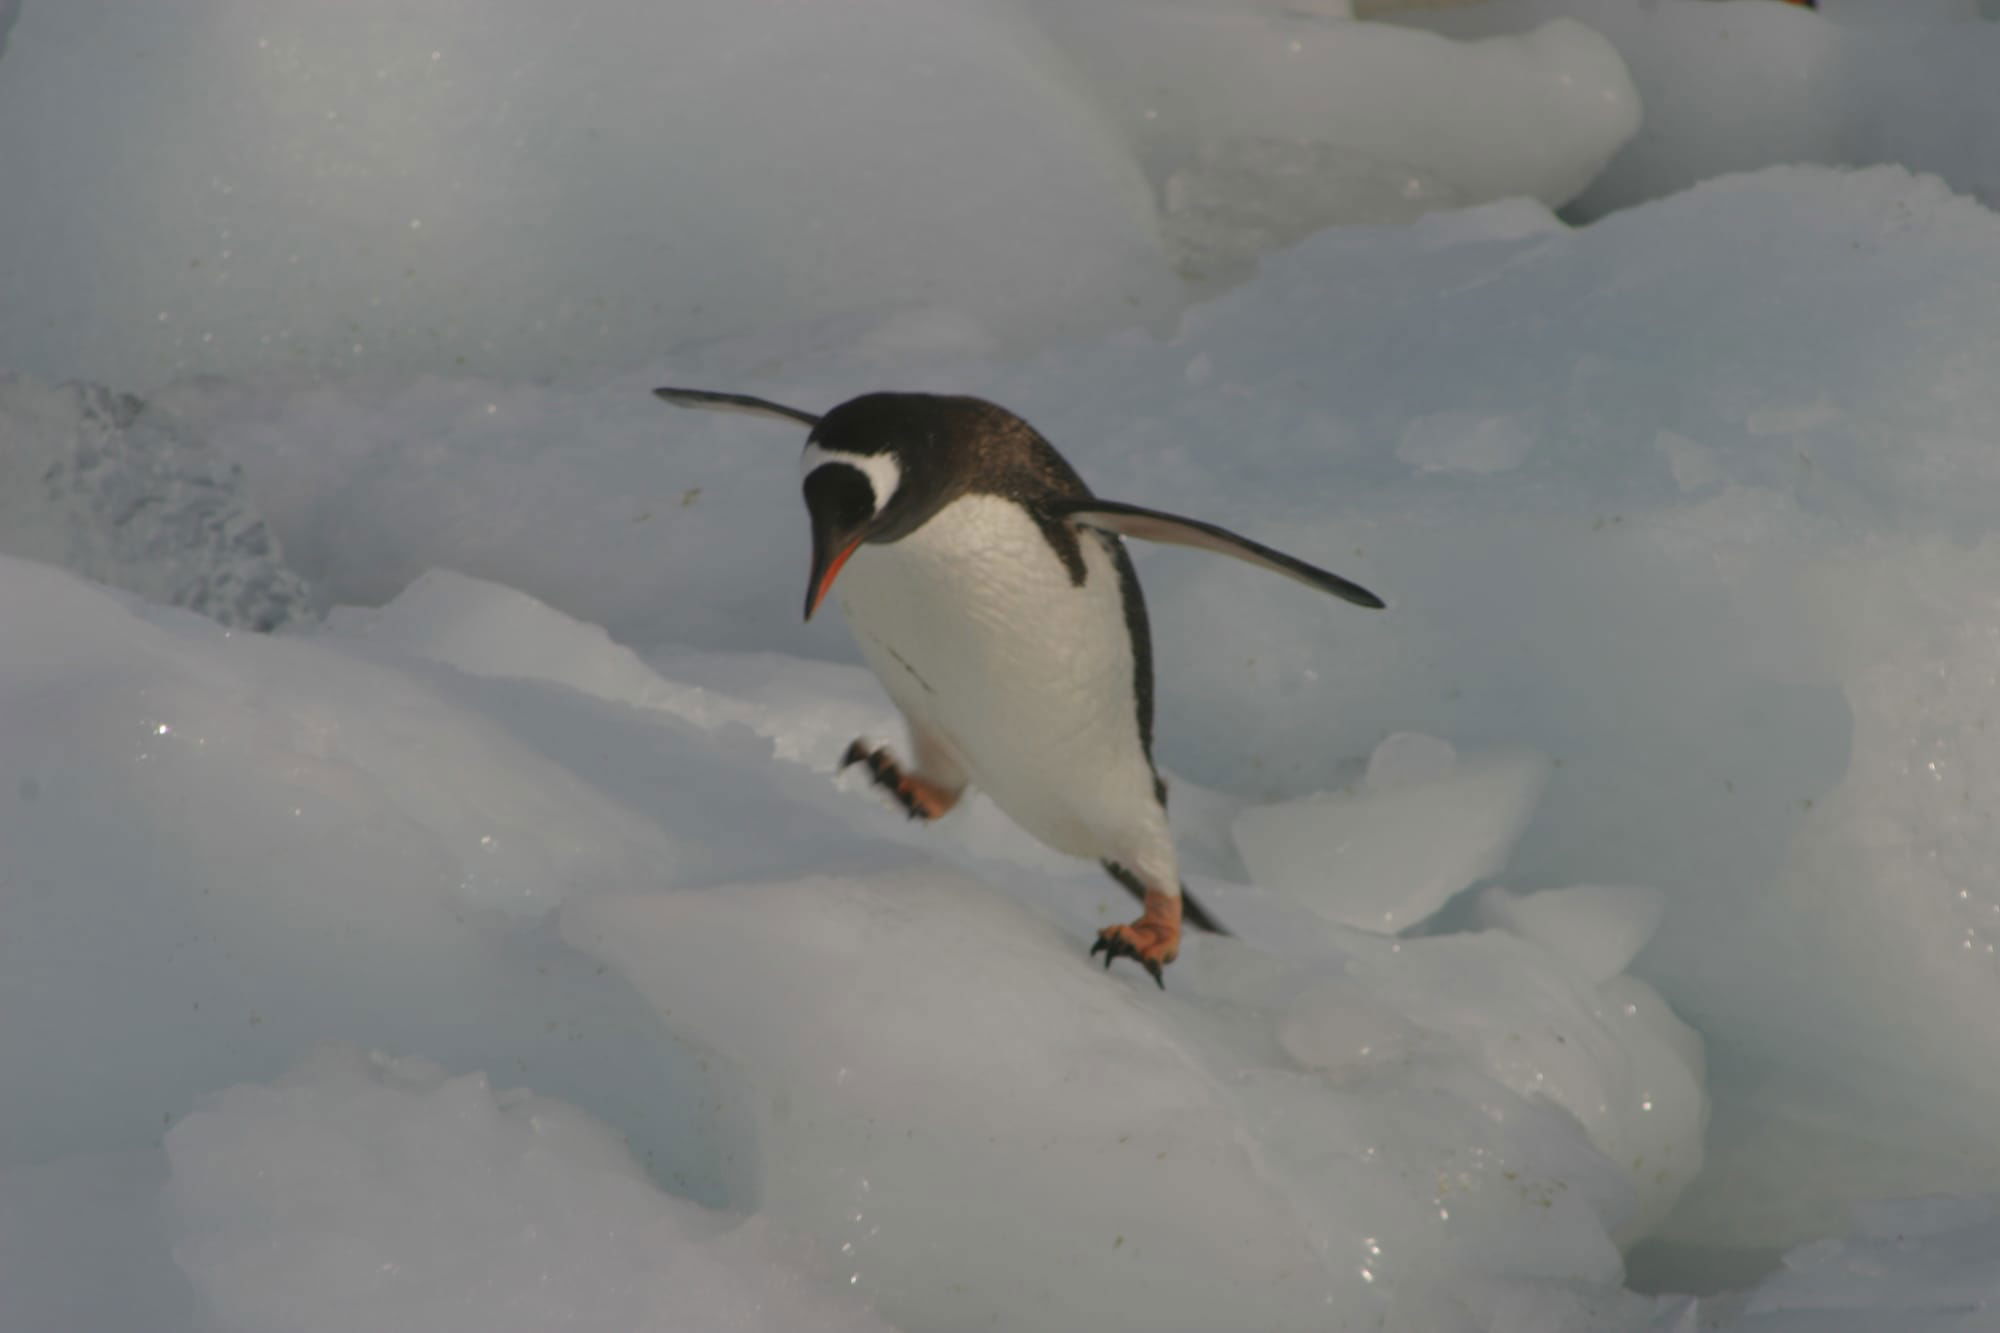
[{"left": 4, "top": 2, "right": 2000, "bottom": 1330}]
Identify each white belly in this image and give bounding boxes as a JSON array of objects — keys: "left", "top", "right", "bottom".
[{"left": 834, "top": 495, "right": 1173, "bottom": 881}]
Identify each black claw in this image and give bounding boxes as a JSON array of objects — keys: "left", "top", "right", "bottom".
[
  {"left": 1090, "top": 931, "right": 1167, "bottom": 987},
  {"left": 843, "top": 739, "right": 934, "bottom": 822}
]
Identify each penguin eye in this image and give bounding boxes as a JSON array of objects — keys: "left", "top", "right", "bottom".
[
  {"left": 801, "top": 443, "right": 901, "bottom": 519},
  {"left": 803, "top": 463, "right": 879, "bottom": 532}
]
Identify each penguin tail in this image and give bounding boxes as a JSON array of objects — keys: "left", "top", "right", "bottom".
[{"left": 1179, "top": 886, "right": 1231, "bottom": 937}]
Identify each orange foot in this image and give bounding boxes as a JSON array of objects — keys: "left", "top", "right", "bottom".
[
  {"left": 841, "top": 740, "right": 961, "bottom": 821},
  {"left": 1090, "top": 887, "right": 1183, "bottom": 989}
]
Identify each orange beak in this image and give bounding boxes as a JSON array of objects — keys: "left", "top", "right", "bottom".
[{"left": 805, "top": 533, "right": 864, "bottom": 621}]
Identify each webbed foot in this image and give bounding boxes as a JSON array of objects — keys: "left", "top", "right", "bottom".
[{"left": 1089, "top": 888, "right": 1184, "bottom": 989}]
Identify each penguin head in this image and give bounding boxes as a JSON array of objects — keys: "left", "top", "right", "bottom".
[
  {"left": 795, "top": 391, "right": 1073, "bottom": 620},
  {"left": 799, "top": 444, "right": 902, "bottom": 620},
  {"left": 800, "top": 395, "right": 939, "bottom": 620}
]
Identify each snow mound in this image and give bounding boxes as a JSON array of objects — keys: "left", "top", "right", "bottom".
[
  {"left": 0, "top": 553, "right": 846, "bottom": 1179},
  {"left": 1024, "top": 7, "right": 1639, "bottom": 277},
  {"left": 165, "top": 1042, "right": 895, "bottom": 1333},
  {"left": 565, "top": 863, "right": 1703, "bottom": 1331},
  {"left": 0, "top": 376, "right": 310, "bottom": 629},
  {"left": 0, "top": 0, "right": 1171, "bottom": 389},
  {"left": 1403, "top": 0, "right": 2000, "bottom": 219},
  {"left": 328, "top": 567, "right": 677, "bottom": 708},
  {"left": 0, "top": 553, "right": 1705, "bottom": 1329},
  {"left": 0, "top": 1, "right": 1642, "bottom": 388}
]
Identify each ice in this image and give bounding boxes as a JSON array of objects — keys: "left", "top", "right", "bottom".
[
  {"left": 332, "top": 568, "right": 906, "bottom": 773},
  {"left": 1290, "top": 930, "right": 1705, "bottom": 1241},
  {"left": 565, "top": 864, "right": 1701, "bottom": 1331},
  {"left": 1023, "top": 6, "right": 1639, "bottom": 277},
  {"left": 8, "top": 4, "right": 2000, "bottom": 1317},
  {"left": 102, "top": 166, "right": 2000, "bottom": 1272},
  {"left": 1474, "top": 885, "right": 1667, "bottom": 986},
  {"left": 566, "top": 870, "right": 1338, "bottom": 1333},
  {"left": 164, "top": 1042, "right": 895, "bottom": 1333},
  {"left": 0, "top": 2, "right": 1642, "bottom": 390},
  {"left": 1398, "top": 412, "right": 1540, "bottom": 475},
  {"left": 1671, "top": 1195, "right": 2000, "bottom": 1332},
  {"left": 0, "top": 377, "right": 310, "bottom": 629},
  {"left": 0, "top": 1152, "right": 197, "bottom": 1333},
  {"left": 329, "top": 567, "right": 691, "bottom": 711},
  {"left": 0, "top": 0, "right": 1173, "bottom": 390},
  {"left": 0, "top": 551, "right": 1694, "bottom": 1325},
  {"left": 1232, "top": 735, "right": 1550, "bottom": 933},
  {"left": 1401, "top": 0, "right": 2000, "bottom": 219},
  {"left": 0, "top": 553, "right": 862, "bottom": 1185},
  {"left": 1369, "top": 731, "right": 1461, "bottom": 788}
]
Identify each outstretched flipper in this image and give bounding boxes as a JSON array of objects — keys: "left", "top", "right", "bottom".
[
  {"left": 654, "top": 386, "right": 822, "bottom": 428},
  {"left": 1051, "top": 498, "right": 1385, "bottom": 609}
]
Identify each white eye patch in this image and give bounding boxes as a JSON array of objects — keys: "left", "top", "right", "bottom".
[{"left": 802, "top": 442, "right": 902, "bottom": 517}]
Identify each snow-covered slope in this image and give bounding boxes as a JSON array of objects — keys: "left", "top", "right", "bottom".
[
  {"left": 5, "top": 158, "right": 2000, "bottom": 1328},
  {"left": 0, "top": 552, "right": 1695, "bottom": 1331}
]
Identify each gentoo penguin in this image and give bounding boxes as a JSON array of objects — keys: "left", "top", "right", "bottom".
[{"left": 655, "top": 387, "right": 1383, "bottom": 985}]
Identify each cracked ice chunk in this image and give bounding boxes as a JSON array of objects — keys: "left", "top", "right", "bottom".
[
  {"left": 1233, "top": 736, "right": 1551, "bottom": 933},
  {"left": 1474, "top": 883, "right": 1667, "bottom": 985}
]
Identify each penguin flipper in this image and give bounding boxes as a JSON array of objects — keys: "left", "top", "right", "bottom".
[
  {"left": 653, "top": 386, "right": 822, "bottom": 428},
  {"left": 1051, "top": 499, "right": 1385, "bottom": 609}
]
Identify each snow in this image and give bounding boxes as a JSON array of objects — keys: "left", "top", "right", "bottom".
[
  {"left": 1705, "top": 1196, "right": 2000, "bottom": 1332},
  {"left": 0, "top": 552, "right": 1698, "bottom": 1330},
  {"left": 1397, "top": 0, "right": 2000, "bottom": 219},
  {"left": 1020, "top": 6, "right": 1638, "bottom": 279},
  {"left": 0, "top": 0, "right": 1638, "bottom": 391},
  {"left": 165, "top": 1043, "right": 894, "bottom": 1333},
  {"left": 0, "top": 377, "right": 310, "bottom": 629},
  {"left": 567, "top": 861, "right": 1700, "bottom": 1328},
  {"left": 5, "top": 1, "right": 2000, "bottom": 1329}
]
